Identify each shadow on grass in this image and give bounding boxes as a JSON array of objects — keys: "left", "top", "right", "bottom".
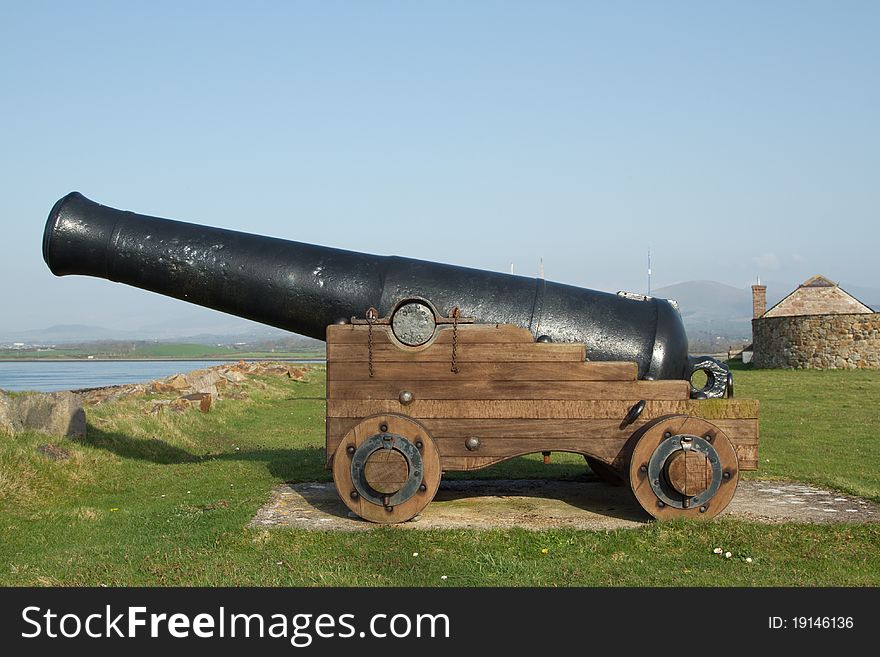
[
  {"left": 75, "top": 424, "right": 202, "bottom": 464},
  {"left": 77, "top": 423, "right": 645, "bottom": 523},
  {"left": 76, "top": 423, "right": 327, "bottom": 480}
]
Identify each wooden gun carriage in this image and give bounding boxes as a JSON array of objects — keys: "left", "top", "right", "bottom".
[{"left": 327, "top": 301, "right": 758, "bottom": 523}]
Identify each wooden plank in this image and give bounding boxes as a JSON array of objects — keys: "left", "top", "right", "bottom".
[
  {"left": 328, "top": 379, "right": 690, "bottom": 401},
  {"left": 686, "top": 398, "right": 759, "bottom": 420},
  {"left": 733, "top": 444, "right": 759, "bottom": 470},
  {"left": 442, "top": 456, "right": 500, "bottom": 470},
  {"left": 414, "top": 418, "right": 639, "bottom": 440},
  {"left": 327, "top": 359, "right": 638, "bottom": 382},
  {"left": 434, "top": 437, "right": 626, "bottom": 460},
  {"left": 711, "top": 419, "right": 759, "bottom": 443},
  {"left": 328, "top": 418, "right": 634, "bottom": 451},
  {"left": 326, "top": 398, "right": 757, "bottom": 420},
  {"left": 326, "top": 342, "right": 586, "bottom": 362},
  {"left": 440, "top": 443, "right": 759, "bottom": 473},
  {"left": 326, "top": 416, "right": 759, "bottom": 470},
  {"left": 327, "top": 417, "right": 757, "bottom": 444},
  {"left": 327, "top": 323, "right": 534, "bottom": 344}
]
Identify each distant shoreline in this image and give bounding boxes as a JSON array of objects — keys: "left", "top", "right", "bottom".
[{"left": 0, "top": 357, "right": 326, "bottom": 363}]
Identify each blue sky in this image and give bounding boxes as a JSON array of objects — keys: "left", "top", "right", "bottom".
[{"left": 1, "top": 1, "right": 877, "bottom": 332}]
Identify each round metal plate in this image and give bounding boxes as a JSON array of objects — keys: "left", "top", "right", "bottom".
[
  {"left": 350, "top": 433, "right": 424, "bottom": 507},
  {"left": 646, "top": 435, "right": 722, "bottom": 509},
  {"left": 629, "top": 416, "right": 739, "bottom": 520},
  {"left": 391, "top": 302, "right": 437, "bottom": 346}
]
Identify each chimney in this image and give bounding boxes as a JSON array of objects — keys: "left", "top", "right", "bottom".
[{"left": 752, "top": 284, "right": 767, "bottom": 319}]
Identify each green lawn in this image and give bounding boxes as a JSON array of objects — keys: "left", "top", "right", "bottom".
[{"left": 0, "top": 365, "right": 878, "bottom": 586}]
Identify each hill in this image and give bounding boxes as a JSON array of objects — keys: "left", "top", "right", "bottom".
[{"left": 652, "top": 281, "right": 753, "bottom": 349}]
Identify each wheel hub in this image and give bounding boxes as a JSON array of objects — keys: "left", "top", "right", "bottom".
[
  {"left": 350, "top": 433, "right": 424, "bottom": 507},
  {"left": 647, "top": 434, "right": 722, "bottom": 509}
]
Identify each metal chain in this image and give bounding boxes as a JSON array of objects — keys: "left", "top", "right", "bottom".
[
  {"left": 366, "top": 307, "right": 377, "bottom": 378},
  {"left": 450, "top": 307, "right": 460, "bottom": 374}
]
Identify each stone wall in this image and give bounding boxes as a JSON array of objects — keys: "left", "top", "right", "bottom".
[{"left": 752, "top": 313, "right": 880, "bottom": 369}]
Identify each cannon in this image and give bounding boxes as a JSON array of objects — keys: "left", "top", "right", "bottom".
[{"left": 43, "top": 192, "right": 759, "bottom": 522}]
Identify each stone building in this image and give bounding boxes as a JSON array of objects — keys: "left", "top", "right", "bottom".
[{"left": 751, "top": 275, "right": 880, "bottom": 369}]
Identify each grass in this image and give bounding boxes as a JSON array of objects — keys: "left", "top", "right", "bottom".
[
  {"left": 0, "top": 365, "right": 878, "bottom": 586},
  {"left": 731, "top": 364, "right": 880, "bottom": 501}
]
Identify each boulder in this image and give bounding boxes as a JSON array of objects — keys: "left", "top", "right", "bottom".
[
  {"left": 179, "top": 392, "right": 212, "bottom": 413},
  {"left": 219, "top": 369, "right": 246, "bottom": 383},
  {"left": 286, "top": 367, "right": 305, "bottom": 380},
  {"left": 165, "top": 374, "right": 191, "bottom": 391},
  {"left": 0, "top": 389, "right": 86, "bottom": 438}
]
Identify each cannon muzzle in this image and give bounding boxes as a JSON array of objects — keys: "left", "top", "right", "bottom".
[{"left": 43, "top": 192, "right": 690, "bottom": 380}]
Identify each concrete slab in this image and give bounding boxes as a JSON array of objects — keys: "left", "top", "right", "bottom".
[{"left": 249, "top": 479, "right": 879, "bottom": 531}]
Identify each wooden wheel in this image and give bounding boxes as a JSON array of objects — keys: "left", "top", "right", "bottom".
[
  {"left": 629, "top": 416, "right": 739, "bottom": 520},
  {"left": 332, "top": 414, "right": 441, "bottom": 524}
]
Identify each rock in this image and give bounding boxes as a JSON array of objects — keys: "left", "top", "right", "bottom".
[
  {"left": 180, "top": 392, "right": 212, "bottom": 413},
  {"left": 150, "top": 381, "right": 180, "bottom": 394},
  {"left": 165, "top": 374, "right": 191, "bottom": 391},
  {"left": 219, "top": 369, "right": 246, "bottom": 383},
  {"left": 184, "top": 370, "right": 222, "bottom": 394},
  {"left": 0, "top": 389, "right": 86, "bottom": 438},
  {"left": 0, "top": 393, "right": 13, "bottom": 435},
  {"left": 168, "top": 397, "right": 192, "bottom": 413}
]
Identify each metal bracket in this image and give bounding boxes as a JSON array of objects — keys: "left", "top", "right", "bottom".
[
  {"left": 350, "top": 432, "right": 424, "bottom": 507},
  {"left": 646, "top": 433, "right": 723, "bottom": 509}
]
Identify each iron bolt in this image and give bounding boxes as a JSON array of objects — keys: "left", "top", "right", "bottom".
[
  {"left": 350, "top": 490, "right": 359, "bottom": 500},
  {"left": 385, "top": 505, "right": 394, "bottom": 513},
  {"left": 379, "top": 423, "right": 388, "bottom": 433},
  {"left": 415, "top": 440, "right": 424, "bottom": 450},
  {"left": 346, "top": 445, "right": 355, "bottom": 455},
  {"left": 419, "top": 483, "right": 427, "bottom": 492},
  {"left": 639, "top": 464, "right": 648, "bottom": 473},
  {"left": 699, "top": 505, "right": 707, "bottom": 513},
  {"left": 664, "top": 431, "right": 672, "bottom": 439},
  {"left": 465, "top": 436, "right": 481, "bottom": 451},
  {"left": 657, "top": 500, "right": 666, "bottom": 508},
  {"left": 398, "top": 390, "right": 414, "bottom": 405},
  {"left": 723, "top": 471, "right": 731, "bottom": 480}
]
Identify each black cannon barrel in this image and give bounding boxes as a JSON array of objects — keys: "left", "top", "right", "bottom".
[{"left": 43, "top": 192, "right": 689, "bottom": 379}]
